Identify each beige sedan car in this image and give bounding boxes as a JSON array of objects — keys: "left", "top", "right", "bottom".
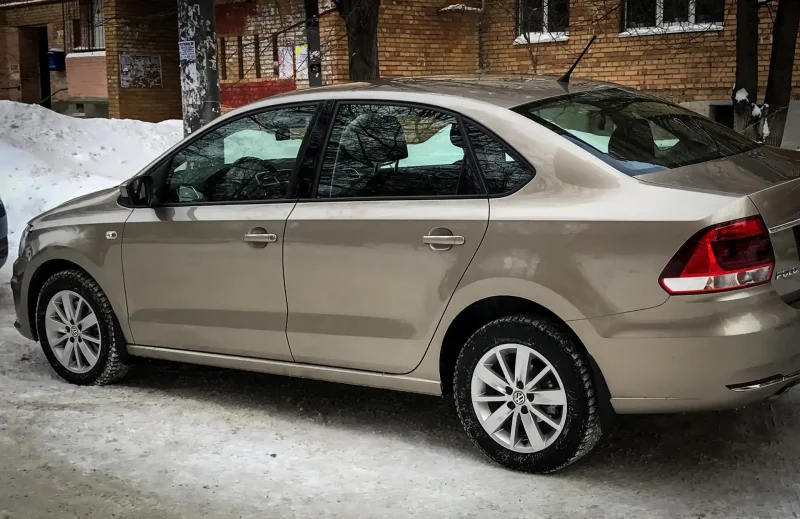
[{"left": 11, "top": 77, "right": 800, "bottom": 473}]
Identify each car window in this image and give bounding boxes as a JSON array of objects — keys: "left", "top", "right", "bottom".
[
  {"left": 316, "top": 104, "right": 481, "bottom": 199},
  {"left": 515, "top": 88, "right": 760, "bottom": 176},
  {"left": 464, "top": 122, "right": 534, "bottom": 195},
  {"left": 164, "top": 104, "right": 317, "bottom": 203}
]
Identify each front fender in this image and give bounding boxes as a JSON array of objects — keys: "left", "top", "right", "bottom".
[{"left": 23, "top": 194, "right": 133, "bottom": 342}]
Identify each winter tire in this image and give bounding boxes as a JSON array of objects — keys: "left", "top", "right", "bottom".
[
  {"left": 453, "top": 314, "right": 601, "bottom": 473},
  {"left": 36, "top": 269, "right": 131, "bottom": 386}
]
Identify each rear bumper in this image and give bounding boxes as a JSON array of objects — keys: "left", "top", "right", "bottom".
[{"left": 576, "top": 285, "right": 800, "bottom": 413}]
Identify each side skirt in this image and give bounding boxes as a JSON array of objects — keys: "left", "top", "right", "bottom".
[{"left": 127, "top": 345, "right": 442, "bottom": 395}]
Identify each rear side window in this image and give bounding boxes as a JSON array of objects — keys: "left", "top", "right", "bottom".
[
  {"left": 317, "top": 103, "right": 481, "bottom": 199},
  {"left": 464, "top": 122, "right": 534, "bottom": 195},
  {"left": 515, "top": 88, "right": 760, "bottom": 176}
]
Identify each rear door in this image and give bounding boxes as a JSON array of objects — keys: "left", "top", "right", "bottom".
[{"left": 283, "top": 102, "right": 489, "bottom": 373}]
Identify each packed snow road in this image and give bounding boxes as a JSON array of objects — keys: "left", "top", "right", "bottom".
[{"left": 1, "top": 101, "right": 800, "bottom": 518}]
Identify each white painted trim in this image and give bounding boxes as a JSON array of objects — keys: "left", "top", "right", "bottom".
[
  {"left": 66, "top": 51, "right": 107, "bottom": 59},
  {"left": 619, "top": 23, "right": 724, "bottom": 38},
  {"left": 514, "top": 32, "right": 569, "bottom": 45}
]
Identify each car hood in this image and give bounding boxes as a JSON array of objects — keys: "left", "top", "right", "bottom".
[{"left": 31, "top": 186, "right": 125, "bottom": 227}]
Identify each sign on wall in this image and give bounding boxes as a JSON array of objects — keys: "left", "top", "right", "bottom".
[
  {"left": 178, "top": 41, "right": 196, "bottom": 61},
  {"left": 120, "top": 55, "right": 163, "bottom": 88}
]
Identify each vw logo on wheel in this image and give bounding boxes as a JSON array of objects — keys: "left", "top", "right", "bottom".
[{"left": 512, "top": 390, "right": 526, "bottom": 406}]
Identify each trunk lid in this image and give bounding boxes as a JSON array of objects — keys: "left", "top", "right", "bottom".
[{"left": 639, "top": 146, "right": 800, "bottom": 303}]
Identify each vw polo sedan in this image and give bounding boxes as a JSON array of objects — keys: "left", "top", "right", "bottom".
[{"left": 11, "top": 76, "right": 800, "bottom": 473}]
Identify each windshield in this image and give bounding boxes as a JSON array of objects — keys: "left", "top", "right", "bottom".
[{"left": 514, "top": 88, "right": 760, "bottom": 176}]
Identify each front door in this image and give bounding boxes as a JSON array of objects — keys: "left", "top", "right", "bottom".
[
  {"left": 284, "top": 102, "right": 490, "bottom": 373},
  {"left": 122, "top": 104, "right": 319, "bottom": 360}
]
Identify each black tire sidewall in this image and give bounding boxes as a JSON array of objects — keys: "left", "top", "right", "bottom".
[
  {"left": 36, "top": 272, "right": 115, "bottom": 385},
  {"left": 454, "top": 316, "right": 592, "bottom": 473}
]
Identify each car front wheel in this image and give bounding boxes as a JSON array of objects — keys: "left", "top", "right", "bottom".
[
  {"left": 453, "top": 315, "right": 601, "bottom": 473},
  {"left": 36, "top": 269, "right": 131, "bottom": 386}
]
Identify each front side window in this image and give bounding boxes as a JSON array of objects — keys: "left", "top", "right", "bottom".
[
  {"left": 515, "top": 88, "right": 759, "bottom": 176},
  {"left": 517, "top": 0, "right": 569, "bottom": 42},
  {"left": 317, "top": 104, "right": 481, "bottom": 199},
  {"left": 164, "top": 104, "right": 317, "bottom": 204},
  {"left": 465, "top": 123, "right": 534, "bottom": 195},
  {"left": 624, "top": 0, "right": 724, "bottom": 31}
]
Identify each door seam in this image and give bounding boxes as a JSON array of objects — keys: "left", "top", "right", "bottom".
[{"left": 282, "top": 201, "right": 299, "bottom": 362}]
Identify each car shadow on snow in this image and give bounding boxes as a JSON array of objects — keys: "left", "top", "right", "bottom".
[
  {"left": 119, "top": 360, "right": 479, "bottom": 458},
  {"left": 119, "top": 360, "right": 799, "bottom": 483}
]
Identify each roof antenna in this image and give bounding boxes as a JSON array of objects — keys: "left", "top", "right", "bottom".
[{"left": 558, "top": 35, "right": 597, "bottom": 84}]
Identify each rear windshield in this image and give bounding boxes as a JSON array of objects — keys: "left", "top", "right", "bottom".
[{"left": 514, "top": 88, "right": 760, "bottom": 176}]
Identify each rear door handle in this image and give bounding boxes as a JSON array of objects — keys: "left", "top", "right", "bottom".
[
  {"left": 423, "top": 235, "right": 465, "bottom": 246},
  {"left": 243, "top": 232, "right": 278, "bottom": 243}
]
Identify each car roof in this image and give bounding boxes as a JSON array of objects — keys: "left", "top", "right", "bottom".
[{"left": 258, "top": 75, "right": 618, "bottom": 110}]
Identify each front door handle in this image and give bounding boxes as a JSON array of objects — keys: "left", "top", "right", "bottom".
[{"left": 423, "top": 235, "right": 465, "bottom": 246}]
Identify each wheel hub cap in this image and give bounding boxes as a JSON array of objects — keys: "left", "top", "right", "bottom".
[
  {"left": 470, "top": 343, "right": 568, "bottom": 453},
  {"left": 44, "top": 290, "right": 102, "bottom": 374}
]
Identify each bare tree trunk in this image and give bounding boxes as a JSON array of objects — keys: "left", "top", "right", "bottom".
[
  {"left": 733, "top": 0, "right": 759, "bottom": 140},
  {"left": 763, "top": 0, "right": 800, "bottom": 147},
  {"left": 335, "top": 0, "right": 381, "bottom": 81}
]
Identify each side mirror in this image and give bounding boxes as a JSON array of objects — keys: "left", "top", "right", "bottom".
[{"left": 125, "top": 176, "right": 154, "bottom": 207}]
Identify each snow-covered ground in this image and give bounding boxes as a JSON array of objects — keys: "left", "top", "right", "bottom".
[{"left": 2, "top": 102, "right": 800, "bottom": 517}]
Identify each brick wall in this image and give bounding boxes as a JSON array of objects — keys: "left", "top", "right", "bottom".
[
  {"left": 378, "top": 0, "right": 479, "bottom": 77},
  {"left": 318, "top": 0, "right": 480, "bottom": 83},
  {"left": 482, "top": 0, "right": 800, "bottom": 103},
  {"left": 0, "top": 27, "right": 15, "bottom": 101},
  {"left": 215, "top": 0, "right": 306, "bottom": 110},
  {"left": 66, "top": 52, "right": 108, "bottom": 99},
  {"left": 104, "top": 0, "right": 181, "bottom": 121},
  {"left": 0, "top": 3, "right": 69, "bottom": 104}
]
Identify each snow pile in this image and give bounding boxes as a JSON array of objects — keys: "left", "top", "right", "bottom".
[
  {"left": 734, "top": 88, "right": 749, "bottom": 102},
  {"left": 0, "top": 101, "right": 182, "bottom": 272}
]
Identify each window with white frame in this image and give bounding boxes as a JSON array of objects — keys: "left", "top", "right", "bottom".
[
  {"left": 623, "top": 0, "right": 724, "bottom": 34},
  {"left": 516, "top": 0, "right": 570, "bottom": 44}
]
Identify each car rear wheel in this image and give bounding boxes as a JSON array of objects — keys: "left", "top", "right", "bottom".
[
  {"left": 453, "top": 315, "right": 601, "bottom": 473},
  {"left": 36, "top": 270, "right": 131, "bottom": 386}
]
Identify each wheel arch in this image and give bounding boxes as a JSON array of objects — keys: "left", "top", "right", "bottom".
[
  {"left": 434, "top": 294, "right": 614, "bottom": 426},
  {"left": 26, "top": 255, "right": 132, "bottom": 362},
  {"left": 27, "top": 258, "right": 90, "bottom": 341}
]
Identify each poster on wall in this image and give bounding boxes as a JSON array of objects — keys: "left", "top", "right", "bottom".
[
  {"left": 277, "top": 47, "right": 294, "bottom": 79},
  {"left": 120, "top": 55, "right": 163, "bottom": 88},
  {"left": 295, "top": 45, "right": 309, "bottom": 81},
  {"left": 179, "top": 41, "right": 196, "bottom": 61}
]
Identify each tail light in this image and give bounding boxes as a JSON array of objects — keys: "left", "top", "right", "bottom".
[{"left": 659, "top": 216, "right": 774, "bottom": 295}]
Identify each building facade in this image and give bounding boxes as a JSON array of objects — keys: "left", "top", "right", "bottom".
[{"left": 1, "top": 0, "right": 798, "bottom": 131}]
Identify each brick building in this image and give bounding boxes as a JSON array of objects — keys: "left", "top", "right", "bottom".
[{"left": 1, "top": 0, "right": 799, "bottom": 138}]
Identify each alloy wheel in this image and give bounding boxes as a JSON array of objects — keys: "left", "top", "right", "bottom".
[
  {"left": 470, "top": 343, "right": 567, "bottom": 453},
  {"left": 44, "top": 290, "right": 102, "bottom": 374}
]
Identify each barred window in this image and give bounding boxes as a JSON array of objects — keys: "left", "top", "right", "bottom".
[
  {"left": 517, "top": 0, "right": 569, "bottom": 40},
  {"left": 624, "top": 0, "right": 724, "bottom": 30}
]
